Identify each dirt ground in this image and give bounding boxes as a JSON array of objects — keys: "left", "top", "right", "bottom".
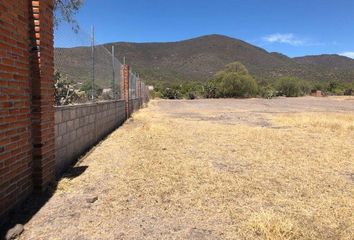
[{"left": 15, "top": 97, "right": 354, "bottom": 240}]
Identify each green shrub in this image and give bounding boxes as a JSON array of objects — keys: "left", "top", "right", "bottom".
[
  {"left": 312, "top": 81, "right": 327, "bottom": 91},
  {"left": 211, "top": 62, "right": 258, "bottom": 98},
  {"left": 186, "top": 91, "right": 196, "bottom": 100},
  {"left": 275, "top": 77, "right": 310, "bottom": 97},
  {"left": 344, "top": 88, "right": 353, "bottom": 96},
  {"left": 151, "top": 91, "right": 162, "bottom": 99},
  {"left": 224, "top": 62, "right": 249, "bottom": 75},
  {"left": 80, "top": 80, "right": 103, "bottom": 98},
  {"left": 259, "top": 85, "right": 277, "bottom": 99},
  {"left": 325, "top": 80, "right": 354, "bottom": 95},
  {"left": 216, "top": 72, "right": 258, "bottom": 97},
  {"left": 161, "top": 88, "right": 182, "bottom": 99},
  {"left": 203, "top": 81, "right": 217, "bottom": 98},
  {"left": 327, "top": 80, "right": 339, "bottom": 93}
]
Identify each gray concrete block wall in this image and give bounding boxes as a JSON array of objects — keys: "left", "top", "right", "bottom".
[
  {"left": 129, "top": 98, "right": 142, "bottom": 115},
  {"left": 54, "top": 100, "right": 126, "bottom": 175},
  {"left": 133, "top": 98, "right": 142, "bottom": 112}
]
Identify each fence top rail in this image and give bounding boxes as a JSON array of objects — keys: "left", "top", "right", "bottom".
[{"left": 55, "top": 99, "right": 126, "bottom": 110}]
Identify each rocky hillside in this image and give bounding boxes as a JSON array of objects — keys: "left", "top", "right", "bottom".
[{"left": 55, "top": 35, "right": 354, "bottom": 87}]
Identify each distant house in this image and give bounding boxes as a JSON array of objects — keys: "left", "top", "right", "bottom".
[{"left": 311, "top": 90, "right": 322, "bottom": 97}]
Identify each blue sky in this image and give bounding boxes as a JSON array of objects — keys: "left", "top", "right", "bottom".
[{"left": 55, "top": 0, "right": 354, "bottom": 58}]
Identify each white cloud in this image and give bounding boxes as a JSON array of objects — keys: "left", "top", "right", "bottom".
[
  {"left": 339, "top": 52, "right": 354, "bottom": 59},
  {"left": 262, "top": 33, "right": 305, "bottom": 46}
]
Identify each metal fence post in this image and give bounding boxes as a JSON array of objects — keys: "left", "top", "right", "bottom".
[
  {"left": 112, "top": 45, "right": 116, "bottom": 99},
  {"left": 91, "top": 25, "right": 95, "bottom": 100}
]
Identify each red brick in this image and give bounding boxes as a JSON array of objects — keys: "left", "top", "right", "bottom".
[
  {"left": 0, "top": 0, "right": 55, "bottom": 220},
  {"left": 121, "top": 65, "right": 130, "bottom": 118}
]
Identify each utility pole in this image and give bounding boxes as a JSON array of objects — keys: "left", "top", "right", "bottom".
[{"left": 91, "top": 25, "right": 95, "bottom": 101}]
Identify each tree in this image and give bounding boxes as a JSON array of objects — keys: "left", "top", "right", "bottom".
[
  {"left": 161, "top": 87, "right": 182, "bottom": 99},
  {"left": 275, "top": 77, "right": 310, "bottom": 97},
  {"left": 54, "top": 0, "right": 84, "bottom": 32},
  {"left": 211, "top": 62, "right": 258, "bottom": 98},
  {"left": 204, "top": 80, "right": 217, "bottom": 98},
  {"left": 224, "top": 62, "right": 249, "bottom": 75},
  {"left": 258, "top": 84, "right": 276, "bottom": 99},
  {"left": 215, "top": 72, "right": 258, "bottom": 98},
  {"left": 327, "top": 80, "right": 339, "bottom": 93}
]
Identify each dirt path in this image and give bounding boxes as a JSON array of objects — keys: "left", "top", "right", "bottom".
[{"left": 17, "top": 97, "right": 354, "bottom": 240}]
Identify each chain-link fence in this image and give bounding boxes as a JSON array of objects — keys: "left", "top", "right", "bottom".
[
  {"left": 141, "top": 81, "right": 146, "bottom": 101},
  {"left": 129, "top": 70, "right": 137, "bottom": 99},
  {"left": 54, "top": 24, "right": 126, "bottom": 105}
]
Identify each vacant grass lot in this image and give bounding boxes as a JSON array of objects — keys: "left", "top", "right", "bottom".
[{"left": 19, "top": 97, "right": 353, "bottom": 240}]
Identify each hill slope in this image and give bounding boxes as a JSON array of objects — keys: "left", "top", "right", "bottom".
[
  {"left": 294, "top": 54, "right": 354, "bottom": 69},
  {"left": 293, "top": 54, "right": 354, "bottom": 83},
  {"left": 55, "top": 35, "right": 354, "bottom": 87}
]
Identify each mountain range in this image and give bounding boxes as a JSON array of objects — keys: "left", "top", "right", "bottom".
[{"left": 55, "top": 34, "right": 354, "bottom": 88}]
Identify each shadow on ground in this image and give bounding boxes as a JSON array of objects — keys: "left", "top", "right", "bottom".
[{"left": 0, "top": 165, "right": 88, "bottom": 239}]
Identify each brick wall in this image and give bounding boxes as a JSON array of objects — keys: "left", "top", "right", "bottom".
[
  {"left": 55, "top": 100, "right": 126, "bottom": 175},
  {"left": 0, "top": 0, "right": 33, "bottom": 219},
  {"left": 0, "top": 0, "right": 55, "bottom": 221}
]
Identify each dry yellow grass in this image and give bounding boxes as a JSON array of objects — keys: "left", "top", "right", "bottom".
[
  {"left": 274, "top": 112, "right": 354, "bottom": 132},
  {"left": 19, "top": 99, "right": 354, "bottom": 240}
]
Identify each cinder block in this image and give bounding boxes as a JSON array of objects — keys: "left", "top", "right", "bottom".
[
  {"left": 79, "top": 117, "right": 85, "bottom": 126},
  {"left": 81, "top": 107, "right": 87, "bottom": 116},
  {"left": 56, "top": 146, "right": 67, "bottom": 164},
  {"left": 54, "top": 124, "right": 59, "bottom": 137},
  {"left": 90, "top": 106, "right": 96, "bottom": 114},
  {"left": 55, "top": 110, "right": 62, "bottom": 124},
  {"left": 62, "top": 133, "right": 71, "bottom": 144},
  {"left": 70, "top": 109, "right": 76, "bottom": 120},
  {"left": 89, "top": 114, "right": 95, "bottom": 123},
  {"left": 63, "top": 109, "right": 71, "bottom": 122},
  {"left": 69, "top": 130, "right": 77, "bottom": 142},
  {"left": 67, "top": 120, "right": 74, "bottom": 132},
  {"left": 87, "top": 124, "right": 93, "bottom": 134},
  {"left": 74, "top": 119, "right": 80, "bottom": 129},
  {"left": 76, "top": 127, "right": 82, "bottom": 137},
  {"left": 55, "top": 135, "right": 63, "bottom": 148},
  {"left": 67, "top": 143, "right": 74, "bottom": 157},
  {"left": 58, "top": 122, "right": 67, "bottom": 136},
  {"left": 77, "top": 108, "right": 83, "bottom": 117}
]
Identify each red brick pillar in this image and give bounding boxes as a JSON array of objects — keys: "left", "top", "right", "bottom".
[
  {"left": 30, "top": 0, "right": 55, "bottom": 191},
  {"left": 121, "top": 65, "right": 130, "bottom": 119},
  {"left": 0, "top": 0, "right": 33, "bottom": 219}
]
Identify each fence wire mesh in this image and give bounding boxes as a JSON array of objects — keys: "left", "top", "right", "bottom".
[
  {"left": 54, "top": 24, "right": 125, "bottom": 105},
  {"left": 141, "top": 81, "right": 145, "bottom": 99},
  {"left": 129, "top": 70, "right": 138, "bottom": 99}
]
